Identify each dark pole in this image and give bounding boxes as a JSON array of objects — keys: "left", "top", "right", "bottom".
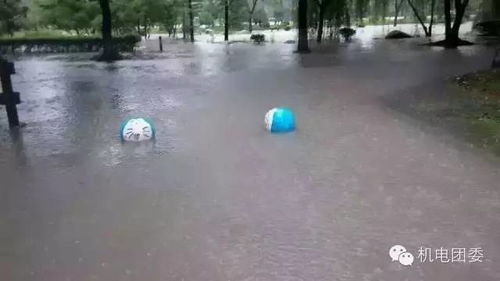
[
  {"left": 188, "top": 0, "right": 194, "bottom": 42},
  {"left": 224, "top": 0, "right": 229, "bottom": 41},
  {"left": 317, "top": 4, "right": 325, "bottom": 43},
  {"left": 297, "top": 0, "right": 310, "bottom": 52},
  {"left": 159, "top": 36, "right": 163, "bottom": 52},
  {"left": 0, "top": 59, "right": 20, "bottom": 127},
  {"left": 444, "top": 0, "right": 451, "bottom": 40}
]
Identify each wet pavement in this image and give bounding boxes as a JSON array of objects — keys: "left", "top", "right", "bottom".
[{"left": 1, "top": 38, "right": 499, "bottom": 281}]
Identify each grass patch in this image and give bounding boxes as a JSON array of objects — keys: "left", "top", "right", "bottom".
[
  {"left": 454, "top": 70, "right": 500, "bottom": 155},
  {"left": 386, "top": 69, "right": 500, "bottom": 158}
]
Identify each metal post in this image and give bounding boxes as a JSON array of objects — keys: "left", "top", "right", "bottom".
[
  {"left": 0, "top": 59, "right": 21, "bottom": 127},
  {"left": 159, "top": 36, "right": 163, "bottom": 52}
]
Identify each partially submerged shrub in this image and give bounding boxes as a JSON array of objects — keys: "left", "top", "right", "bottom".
[
  {"left": 0, "top": 34, "right": 141, "bottom": 53},
  {"left": 339, "top": 27, "right": 356, "bottom": 41},
  {"left": 385, "top": 30, "right": 413, "bottom": 39},
  {"left": 250, "top": 34, "right": 265, "bottom": 44}
]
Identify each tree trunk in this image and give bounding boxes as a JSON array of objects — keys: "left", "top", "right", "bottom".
[
  {"left": 451, "top": 0, "right": 469, "bottom": 34},
  {"left": 495, "top": 0, "right": 500, "bottom": 18},
  {"left": 316, "top": 5, "right": 325, "bottom": 43},
  {"left": 407, "top": 0, "right": 429, "bottom": 36},
  {"left": 328, "top": 20, "right": 333, "bottom": 39},
  {"left": 249, "top": 15, "right": 253, "bottom": 32},
  {"left": 297, "top": 0, "right": 310, "bottom": 52},
  {"left": 441, "top": 0, "right": 470, "bottom": 48},
  {"left": 393, "top": 0, "right": 397, "bottom": 26},
  {"left": 345, "top": 3, "right": 351, "bottom": 26},
  {"left": 224, "top": 0, "right": 229, "bottom": 41},
  {"left": 393, "top": 0, "right": 404, "bottom": 26},
  {"left": 429, "top": 0, "right": 435, "bottom": 36},
  {"left": 97, "top": 0, "right": 121, "bottom": 61},
  {"left": 248, "top": 0, "right": 258, "bottom": 32},
  {"left": 182, "top": 7, "right": 187, "bottom": 39},
  {"left": 188, "top": 0, "right": 194, "bottom": 42},
  {"left": 445, "top": 30, "right": 460, "bottom": 47},
  {"left": 444, "top": 0, "right": 452, "bottom": 37}
]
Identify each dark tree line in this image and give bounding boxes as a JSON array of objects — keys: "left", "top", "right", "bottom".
[{"left": 1, "top": 0, "right": 491, "bottom": 59}]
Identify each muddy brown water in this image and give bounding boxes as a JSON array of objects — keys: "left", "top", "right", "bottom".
[{"left": 0, "top": 39, "right": 499, "bottom": 281}]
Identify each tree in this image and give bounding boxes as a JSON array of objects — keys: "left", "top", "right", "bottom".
[
  {"left": 224, "top": 0, "right": 229, "bottom": 40},
  {"left": 230, "top": 0, "right": 248, "bottom": 29},
  {"left": 161, "top": 0, "right": 181, "bottom": 37},
  {"left": 253, "top": 7, "right": 269, "bottom": 27},
  {"left": 406, "top": 0, "right": 435, "bottom": 36},
  {"left": 36, "top": 0, "right": 99, "bottom": 35},
  {"left": 354, "top": 0, "right": 368, "bottom": 24},
  {"left": 111, "top": 0, "right": 173, "bottom": 38},
  {"left": 221, "top": 0, "right": 245, "bottom": 40},
  {"left": 0, "top": 0, "right": 28, "bottom": 36},
  {"left": 393, "top": 0, "right": 404, "bottom": 26},
  {"left": 297, "top": 0, "right": 310, "bottom": 52},
  {"left": 188, "top": 0, "right": 194, "bottom": 41},
  {"left": 373, "top": 0, "right": 389, "bottom": 25},
  {"left": 430, "top": 0, "right": 471, "bottom": 48},
  {"left": 247, "top": 0, "right": 258, "bottom": 32},
  {"left": 97, "top": 0, "right": 121, "bottom": 61},
  {"left": 313, "top": 0, "right": 332, "bottom": 43},
  {"left": 322, "top": 0, "right": 349, "bottom": 39},
  {"left": 199, "top": 0, "right": 218, "bottom": 26},
  {"left": 495, "top": 0, "right": 500, "bottom": 19}
]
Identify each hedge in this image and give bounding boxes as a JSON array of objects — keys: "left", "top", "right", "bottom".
[{"left": 0, "top": 34, "right": 141, "bottom": 53}]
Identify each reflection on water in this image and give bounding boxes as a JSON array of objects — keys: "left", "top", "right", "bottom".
[{"left": 1, "top": 31, "right": 489, "bottom": 169}]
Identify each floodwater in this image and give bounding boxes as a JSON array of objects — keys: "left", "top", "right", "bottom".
[
  {"left": 1, "top": 34, "right": 500, "bottom": 281},
  {"left": 147, "top": 21, "right": 476, "bottom": 45}
]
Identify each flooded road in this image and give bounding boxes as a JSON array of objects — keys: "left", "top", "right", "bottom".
[{"left": 1, "top": 38, "right": 499, "bottom": 281}]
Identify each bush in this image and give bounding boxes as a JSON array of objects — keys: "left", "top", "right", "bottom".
[
  {"left": 250, "top": 34, "right": 265, "bottom": 44},
  {"left": 385, "top": 30, "right": 413, "bottom": 39},
  {"left": 339, "top": 27, "right": 356, "bottom": 41},
  {"left": 475, "top": 21, "right": 500, "bottom": 36},
  {"left": 0, "top": 34, "right": 141, "bottom": 53}
]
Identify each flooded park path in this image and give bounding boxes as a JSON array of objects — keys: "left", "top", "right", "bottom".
[{"left": 1, "top": 37, "right": 499, "bottom": 281}]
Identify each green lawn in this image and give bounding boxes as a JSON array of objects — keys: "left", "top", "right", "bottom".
[
  {"left": 455, "top": 70, "right": 500, "bottom": 155},
  {"left": 387, "top": 69, "right": 500, "bottom": 158}
]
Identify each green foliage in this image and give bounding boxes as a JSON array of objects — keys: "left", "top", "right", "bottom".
[
  {"left": 354, "top": 0, "right": 368, "bottom": 22},
  {"left": 0, "top": 34, "right": 141, "bottom": 45},
  {"left": 0, "top": 34, "right": 141, "bottom": 52},
  {"left": 372, "top": 0, "right": 389, "bottom": 23},
  {"left": 230, "top": 0, "right": 249, "bottom": 29},
  {"left": 0, "top": 29, "right": 67, "bottom": 39},
  {"left": 4, "top": 0, "right": 487, "bottom": 41},
  {"left": 0, "top": 0, "right": 29, "bottom": 36},
  {"left": 35, "top": 0, "right": 99, "bottom": 35},
  {"left": 326, "top": 0, "right": 350, "bottom": 27},
  {"left": 199, "top": 0, "right": 219, "bottom": 26},
  {"left": 33, "top": 0, "right": 178, "bottom": 37},
  {"left": 250, "top": 33, "right": 265, "bottom": 42},
  {"left": 253, "top": 8, "right": 269, "bottom": 27}
]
